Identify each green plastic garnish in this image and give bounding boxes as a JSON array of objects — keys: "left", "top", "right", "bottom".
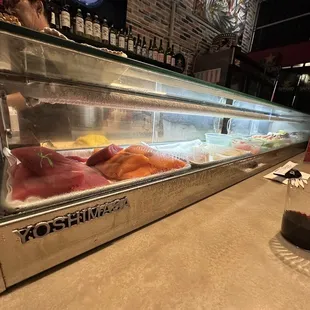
[{"left": 37, "top": 152, "right": 53, "bottom": 168}]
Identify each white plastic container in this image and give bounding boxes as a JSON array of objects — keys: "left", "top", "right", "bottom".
[{"left": 205, "top": 133, "right": 232, "bottom": 146}]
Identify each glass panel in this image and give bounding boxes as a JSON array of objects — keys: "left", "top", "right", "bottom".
[
  {"left": 157, "top": 113, "right": 223, "bottom": 143},
  {"left": 1, "top": 23, "right": 310, "bottom": 120},
  {"left": 2, "top": 90, "right": 310, "bottom": 212},
  {"left": 12, "top": 103, "right": 156, "bottom": 149}
]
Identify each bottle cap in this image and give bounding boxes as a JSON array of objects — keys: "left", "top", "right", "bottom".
[{"left": 285, "top": 169, "right": 302, "bottom": 179}]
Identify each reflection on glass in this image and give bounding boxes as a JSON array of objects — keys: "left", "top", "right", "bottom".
[{"left": 157, "top": 113, "right": 223, "bottom": 143}]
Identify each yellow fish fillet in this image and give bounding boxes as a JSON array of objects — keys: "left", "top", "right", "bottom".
[{"left": 74, "top": 134, "right": 109, "bottom": 147}]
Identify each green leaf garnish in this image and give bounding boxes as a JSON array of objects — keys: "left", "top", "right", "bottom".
[{"left": 37, "top": 152, "right": 54, "bottom": 168}]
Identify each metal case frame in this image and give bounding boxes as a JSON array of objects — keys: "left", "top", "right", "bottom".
[
  {"left": 0, "top": 23, "right": 309, "bottom": 292},
  {"left": 0, "top": 143, "right": 305, "bottom": 292}
]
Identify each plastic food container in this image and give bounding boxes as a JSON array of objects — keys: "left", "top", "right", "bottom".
[
  {"left": 232, "top": 139, "right": 263, "bottom": 155},
  {"left": 205, "top": 133, "right": 232, "bottom": 147}
]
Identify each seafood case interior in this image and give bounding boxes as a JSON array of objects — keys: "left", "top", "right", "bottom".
[{"left": 0, "top": 23, "right": 310, "bottom": 292}]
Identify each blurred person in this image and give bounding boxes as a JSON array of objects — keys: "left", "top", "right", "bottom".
[{"left": 4, "top": 0, "right": 48, "bottom": 31}]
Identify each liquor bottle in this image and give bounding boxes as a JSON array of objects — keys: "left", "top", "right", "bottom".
[
  {"left": 61, "top": 4, "right": 71, "bottom": 32},
  {"left": 70, "top": 16, "right": 74, "bottom": 33},
  {"left": 109, "top": 24, "right": 117, "bottom": 46},
  {"left": 47, "top": 1, "right": 56, "bottom": 29},
  {"left": 55, "top": 7, "right": 60, "bottom": 30},
  {"left": 152, "top": 37, "right": 158, "bottom": 61},
  {"left": 59, "top": 7, "right": 62, "bottom": 29},
  {"left": 141, "top": 37, "right": 147, "bottom": 57},
  {"left": 165, "top": 41, "right": 172, "bottom": 64},
  {"left": 93, "top": 15, "right": 101, "bottom": 41},
  {"left": 127, "top": 26, "right": 134, "bottom": 52},
  {"left": 75, "top": 8, "right": 84, "bottom": 36},
  {"left": 171, "top": 44, "right": 176, "bottom": 67},
  {"left": 85, "top": 13, "right": 93, "bottom": 39},
  {"left": 116, "top": 29, "right": 119, "bottom": 45},
  {"left": 158, "top": 39, "right": 164, "bottom": 63},
  {"left": 133, "top": 37, "right": 137, "bottom": 54},
  {"left": 124, "top": 28, "right": 129, "bottom": 50},
  {"left": 118, "top": 29, "right": 125, "bottom": 49},
  {"left": 148, "top": 39, "right": 153, "bottom": 59},
  {"left": 101, "top": 19, "right": 109, "bottom": 44},
  {"left": 136, "top": 34, "right": 142, "bottom": 55}
]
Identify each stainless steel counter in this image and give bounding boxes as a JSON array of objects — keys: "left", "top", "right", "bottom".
[{"left": 1, "top": 153, "right": 310, "bottom": 310}]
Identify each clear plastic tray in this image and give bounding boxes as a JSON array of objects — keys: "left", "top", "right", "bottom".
[{"left": 2, "top": 148, "right": 191, "bottom": 213}]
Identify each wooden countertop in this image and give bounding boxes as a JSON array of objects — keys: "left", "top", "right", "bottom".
[{"left": 1, "top": 153, "right": 310, "bottom": 309}]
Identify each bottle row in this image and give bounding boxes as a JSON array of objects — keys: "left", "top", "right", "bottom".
[{"left": 47, "top": 3, "right": 176, "bottom": 66}]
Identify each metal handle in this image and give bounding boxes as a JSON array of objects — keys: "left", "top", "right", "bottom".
[
  {"left": 0, "top": 90, "right": 12, "bottom": 152},
  {"left": 226, "top": 118, "right": 232, "bottom": 134},
  {"left": 0, "top": 93, "right": 12, "bottom": 139}
]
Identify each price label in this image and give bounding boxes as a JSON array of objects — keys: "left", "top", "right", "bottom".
[{"left": 51, "top": 12, "right": 56, "bottom": 25}]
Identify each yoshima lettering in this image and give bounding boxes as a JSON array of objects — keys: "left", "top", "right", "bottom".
[{"left": 13, "top": 197, "right": 129, "bottom": 244}]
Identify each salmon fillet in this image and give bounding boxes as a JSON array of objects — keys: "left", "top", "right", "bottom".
[
  {"left": 124, "top": 145, "right": 186, "bottom": 170},
  {"left": 95, "top": 151, "right": 155, "bottom": 180}
]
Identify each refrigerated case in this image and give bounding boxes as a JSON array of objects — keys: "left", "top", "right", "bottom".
[{"left": 0, "top": 22, "right": 310, "bottom": 292}]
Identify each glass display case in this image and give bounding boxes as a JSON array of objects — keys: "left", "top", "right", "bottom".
[{"left": 0, "top": 22, "right": 309, "bottom": 293}]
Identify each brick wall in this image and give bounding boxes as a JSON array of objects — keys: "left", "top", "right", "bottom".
[
  {"left": 242, "top": 0, "right": 260, "bottom": 53},
  {"left": 126, "top": 0, "right": 259, "bottom": 73}
]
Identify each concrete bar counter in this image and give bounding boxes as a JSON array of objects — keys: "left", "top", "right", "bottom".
[{"left": 1, "top": 153, "right": 310, "bottom": 309}]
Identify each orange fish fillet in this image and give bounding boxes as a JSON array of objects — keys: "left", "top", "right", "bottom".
[
  {"left": 124, "top": 145, "right": 186, "bottom": 170},
  {"left": 95, "top": 152, "right": 156, "bottom": 180}
]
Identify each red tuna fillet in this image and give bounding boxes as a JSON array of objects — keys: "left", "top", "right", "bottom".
[
  {"left": 12, "top": 146, "right": 83, "bottom": 176},
  {"left": 86, "top": 144, "right": 122, "bottom": 166},
  {"left": 66, "top": 156, "right": 87, "bottom": 163},
  {"left": 71, "top": 163, "right": 110, "bottom": 192},
  {"left": 10, "top": 147, "right": 110, "bottom": 201},
  {"left": 11, "top": 166, "right": 84, "bottom": 201}
]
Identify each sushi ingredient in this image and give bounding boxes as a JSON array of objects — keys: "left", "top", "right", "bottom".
[
  {"left": 95, "top": 152, "right": 155, "bottom": 180},
  {"left": 12, "top": 146, "right": 84, "bottom": 177},
  {"left": 95, "top": 145, "right": 186, "bottom": 180},
  {"left": 74, "top": 134, "right": 109, "bottom": 147},
  {"left": 87, "top": 144, "right": 123, "bottom": 166},
  {"left": 124, "top": 145, "right": 186, "bottom": 170},
  {"left": 11, "top": 166, "right": 84, "bottom": 201},
  {"left": 72, "top": 164, "right": 110, "bottom": 191},
  {"left": 10, "top": 147, "right": 110, "bottom": 201},
  {"left": 66, "top": 156, "right": 88, "bottom": 163}
]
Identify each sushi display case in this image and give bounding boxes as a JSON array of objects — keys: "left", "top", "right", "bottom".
[{"left": 1, "top": 22, "right": 310, "bottom": 292}]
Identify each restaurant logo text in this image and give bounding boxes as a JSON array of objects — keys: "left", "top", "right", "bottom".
[{"left": 13, "top": 197, "right": 129, "bottom": 244}]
